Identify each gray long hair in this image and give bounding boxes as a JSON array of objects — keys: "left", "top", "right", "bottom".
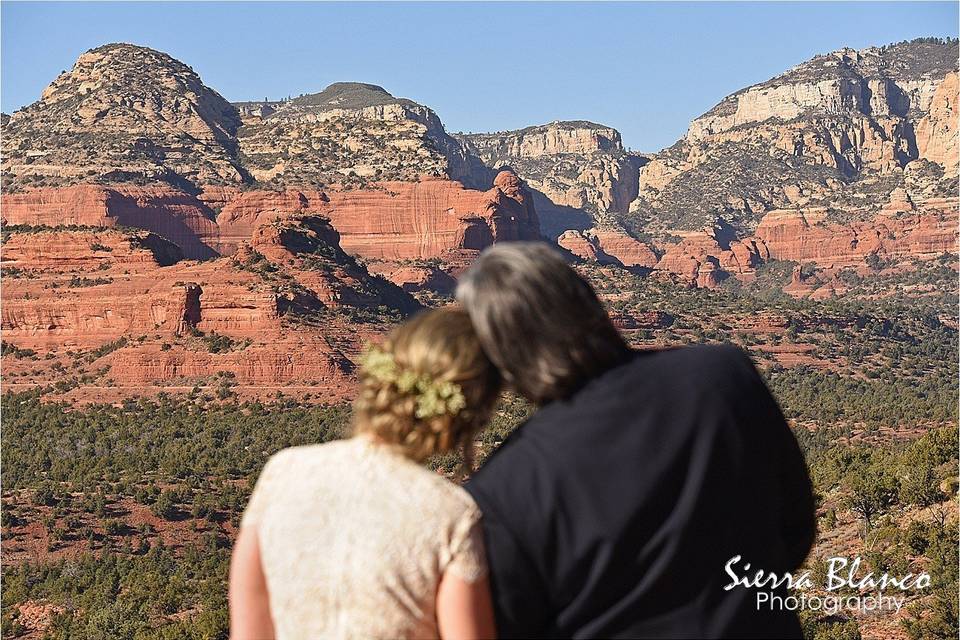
[{"left": 455, "top": 242, "right": 630, "bottom": 405}]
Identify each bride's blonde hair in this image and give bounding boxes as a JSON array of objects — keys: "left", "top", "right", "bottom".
[{"left": 353, "top": 307, "right": 501, "bottom": 466}]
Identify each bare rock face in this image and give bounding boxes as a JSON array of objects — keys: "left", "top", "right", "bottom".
[
  {"left": 654, "top": 229, "right": 769, "bottom": 289},
  {"left": 456, "top": 121, "right": 647, "bottom": 238},
  {"left": 322, "top": 173, "right": 540, "bottom": 260},
  {"left": 643, "top": 194, "right": 958, "bottom": 288},
  {"left": 915, "top": 71, "right": 959, "bottom": 174},
  {"left": 558, "top": 228, "right": 657, "bottom": 268},
  {"left": 558, "top": 230, "right": 607, "bottom": 263},
  {"left": 0, "top": 45, "right": 540, "bottom": 400},
  {"left": 754, "top": 203, "right": 958, "bottom": 267},
  {"left": 2, "top": 175, "right": 540, "bottom": 266},
  {"left": 107, "top": 341, "right": 352, "bottom": 387},
  {"left": 0, "top": 228, "right": 182, "bottom": 271},
  {"left": 2, "top": 43, "right": 245, "bottom": 192},
  {"left": 629, "top": 39, "right": 959, "bottom": 240},
  {"left": 591, "top": 230, "right": 659, "bottom": 268},
  {"left": 365, "top": 263, "right": 457, "bottom": 294},
  {"left": 460, "top": 121, "right": 624, "bottom": 157},
  {"left": 2, "top": 184, "right": 220, "bottom": 259},
  {"left": 0, "top": 220, "right": 411, "bottom": 400},
  {"left": 603, "top": 38, "right": 960, "bottom": 289},
  {"left": 684, "top": 42, "right": 956, "bottom": 155},
  {"left": 209, "top": 171, "right": 540, "bottom": 261},
  {"left": 1, "top": 46, "right": 542, "bottom": 274}
]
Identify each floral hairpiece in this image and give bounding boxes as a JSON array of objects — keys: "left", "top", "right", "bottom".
[{"left": 359, "top": 346, "right": 467, "bottom": 419}]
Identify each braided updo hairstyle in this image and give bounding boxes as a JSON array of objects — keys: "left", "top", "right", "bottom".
[{"left": 353, "top": 307, "right": 502, "bottom": 467}]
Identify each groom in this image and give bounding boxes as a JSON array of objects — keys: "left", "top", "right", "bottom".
[{"left": 456, "top": 242, "right": 816, "bottom": 639}]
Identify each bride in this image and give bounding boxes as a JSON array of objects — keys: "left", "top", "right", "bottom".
[{"left": 229, "top": 307, "right": 501, "bottom": 639}]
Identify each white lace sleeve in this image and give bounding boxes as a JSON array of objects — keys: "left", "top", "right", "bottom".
[
  {"left": 240, "top": 452, "right": 284, "bottom": 530},
  {"left": 444, "top": 506, "right": 489, "bottom": 583}
]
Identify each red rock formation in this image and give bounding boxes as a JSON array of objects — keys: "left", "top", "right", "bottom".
[
  {"left": 365, "top": 263, "right": 457, "bottom": 293},
  {"left": 1, "top": 260, "right": 280, "bottom": 349},
  {"left": 655, "top": 230, "right": 768, "bottom": 288},
  {"left": 206, "top": 172, "right": 540, "bottom": 261},
  {"left": 915, "top": 71, "right": 959, "bottom": 175},
  {"left": 557, "top": 228, "right": 658, "bottom": 268},
  {"left": 209, "top": 188, "right": 315, "bottom": 255},
  {"left": 107, "top": 341, "right": 351, "bottom": 386},
  {"left": 646, "top": 195, "right": 957, "bottom": 287},
  {"left": 245, "top": 215, "right": 421, "bottom": 312},
  {"left": 558, "top": 230, "right": 606, "bottom": 263},
  {"left": 592, "top": 230, "right": 658, "bottom": 268},
  {"left": 320, "top": 173, "right": 539, "bottom": 260},
  {"left": 0, "top": 229, "right": 182, "bottom": 271},
  {"left": 3, "top": 170, "right": 541, "bottom": 265},
  {"left": 754, "top": 203, "right": 958, "bottom": 267},
  {"left": 0, "top": 222, "right": 401, "bottom": 398},
  {"left": 2, "top": 185, "right": 219, "bottom": 259}
]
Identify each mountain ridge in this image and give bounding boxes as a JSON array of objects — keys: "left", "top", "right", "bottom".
[{"left": 2, "top": 38, "right": 956, "bottom": 296}]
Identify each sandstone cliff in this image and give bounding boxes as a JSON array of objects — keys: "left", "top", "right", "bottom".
[
  {"left": 2, "top": 184, "right": 221, "bottom": 259},
  {"left": 209, "top": 171, "right": 540, "bottom": 262},
  {"left": 630, "top": 39, "right": 958, "bottom": 236},
  {"left": 455, "top": 121, "right": 648, "bottom": 238},
  {"left": 558, "top": 228, "right": 658, "bottom": 269},
  {"left": 1, "top": 46, "right": 491, "bottom": 196},
  {"left": 0, "top": 216, "right": 415, "bottom": 400},
  {"left": 2, "top": 46, "right": 538, "bottom": 269},
  {"left": 606, "top": 38, "right": 959, "bottom": 288}
]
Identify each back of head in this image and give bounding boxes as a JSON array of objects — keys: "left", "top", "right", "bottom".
[
  {"left": 456, "top": 242, "right": 629, "bottom": 405},
  {"left": 353, "top": 307, "right": 501, "bottom": 465}
]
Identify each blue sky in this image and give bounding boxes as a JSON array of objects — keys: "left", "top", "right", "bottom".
[{"left": 2, "top": 2, "right": 957, "bottom": 151}]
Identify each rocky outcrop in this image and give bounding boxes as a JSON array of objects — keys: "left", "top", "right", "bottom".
[
  {"left": 236, "top": 82, "right": 481, "bottom": 189},
  {"left": 606, "top": 38, "right": 960, "bottom": 290},
  {"left": 686, "top": 42, "right": 957, "bottom": 145},
  {"left": 365, "top": 263, "right": 457, "bottom": 294},
  {"left": 915, "top": 71, "right": 959, "bottom": 174},
  {"left": 456, "top": 121, "right": 647, "bottom": 238},
  {"left": 246, "top": 214, "right": 421, "bottom": 313},
  {"left": 0, "top": 45, "right": 497, "bottom": 210},
  {"left": 754, "top": 203, "right": 958, "bottom": 267},
  {"left": 0, "top": 228, "right": 182, "bottom": 270},
  {"left": 2, "top": 169, "right": 540, "bottom": 264},
  {"left": 2, "top": 43, "right": 245, "bottom": 192},
  {"left": 205, "top": 187, "right": 314, "bottom": 255},
  {"left": 630, "top": 39, "right": 959, "bottom": 241},
  {"left": 323, "top": 173, "right": 540, "bottom": 260},
  {"left": 1, "top": 259, "right": 277, "bottom": 348},
  {"left": 636, "top": 194, "right": 957, "bottom": 288},
  {"left": 558, "top": 230, "right": 606, "bottom": 263},
  {"left": 0, "top": 207, "right": 417, "bottom": 397},
  {"left": 210, "top": 171, "right": 540, "bottom": 261},
  {"left": 107, "top": 341, "right": 352, "bottom": 386},
  {"left": 592, "top": 230, "right": 659, "bottom": 268},
  {"left": 2, "top": 184, "right": 220, "bottom": 259},
  {"left": 459, "top": 121, "right": 624, "bottom": 157},
  {"left": 558, "top": 228, "right": 657, "bottom": 268},
  {"left": 655, "top": 230, "right": 769, "bottom": 288}
]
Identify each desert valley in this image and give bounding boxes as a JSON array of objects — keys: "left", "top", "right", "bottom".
[{"left": 1, "top": 38, "right": 958, "bottom": 639}]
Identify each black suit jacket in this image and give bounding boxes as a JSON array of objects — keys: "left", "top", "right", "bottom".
[{"left": 466, "top": 344, "right": 816, "bottom": 639}]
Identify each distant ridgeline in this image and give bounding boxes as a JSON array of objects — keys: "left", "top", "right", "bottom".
[
  {"left": 1, "top": 38, "right": 955, "bottom": 291},
  {"left": 0, "top": 37, "right": 956, "bottom": 402}
]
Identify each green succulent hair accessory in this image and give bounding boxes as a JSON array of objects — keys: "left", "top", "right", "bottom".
[{"left": 360, "top": 346, "right": 467, "bottom": 420}]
